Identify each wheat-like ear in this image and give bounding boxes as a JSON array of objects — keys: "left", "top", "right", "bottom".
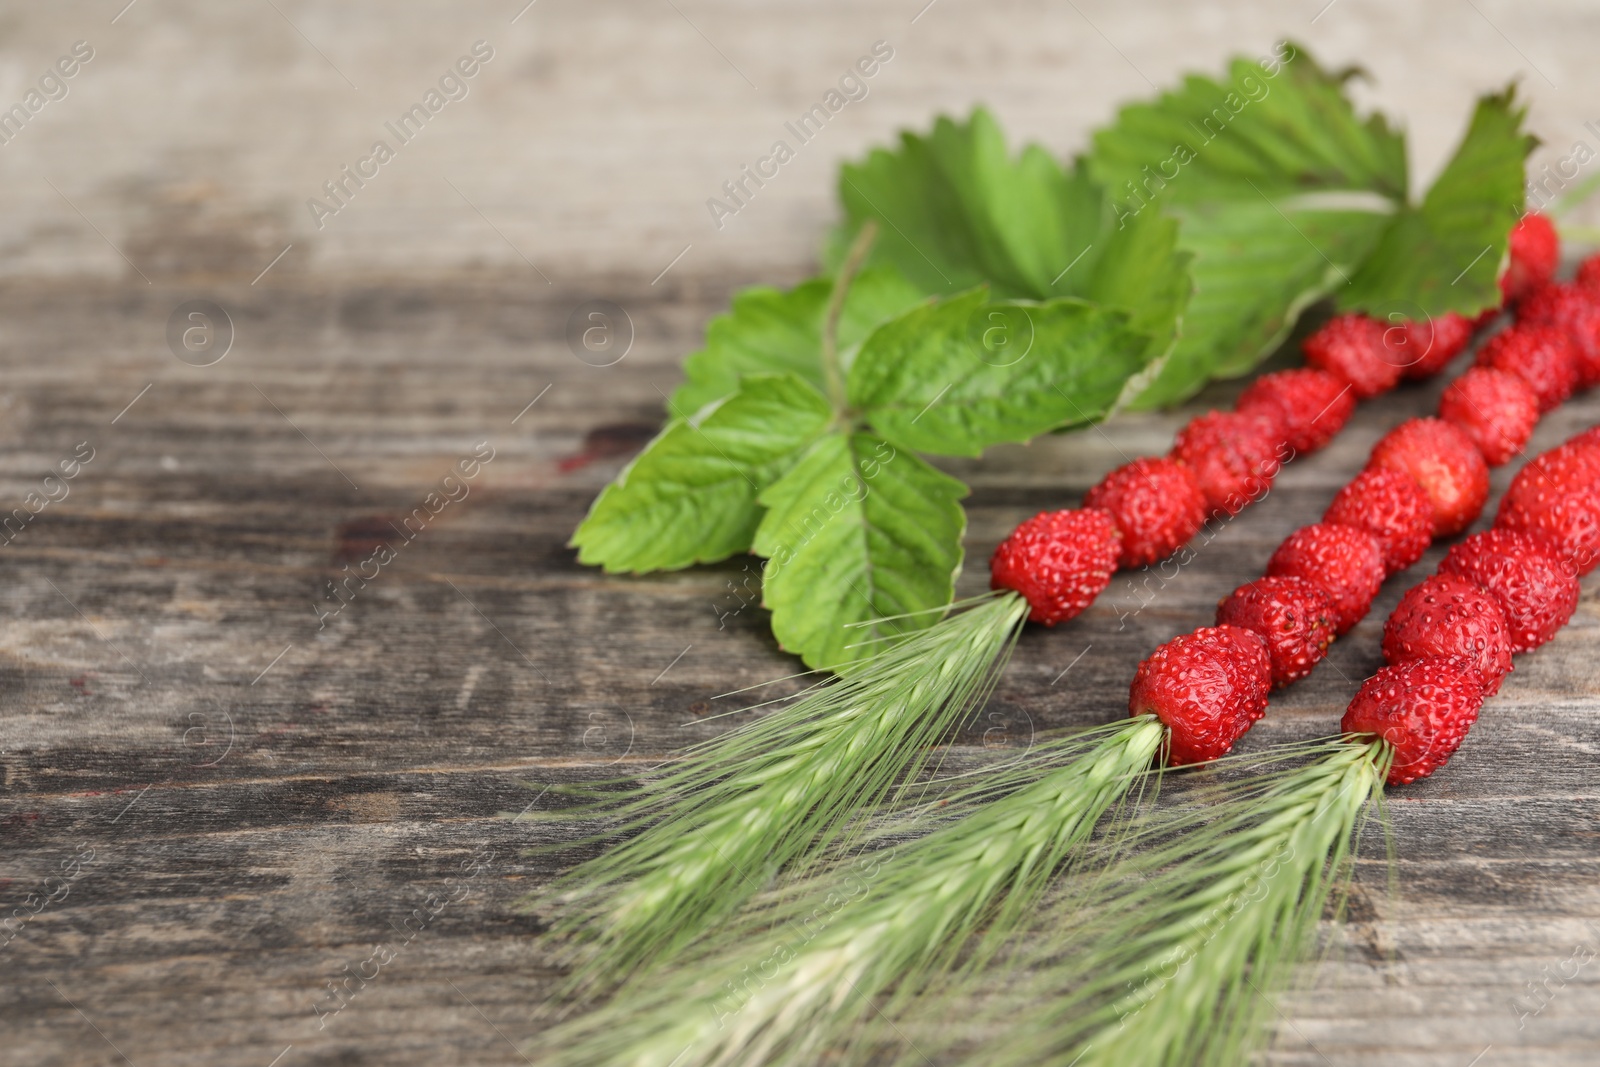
[
  {"left": 527, "top": 715, "right": 1167, "bottom": 1067},
  {"left": 525, "top": 591, "right": 1031, "bottom": 991},
  {"left": 900, "top": 738, "right": 1389, "bottom": 1067}
]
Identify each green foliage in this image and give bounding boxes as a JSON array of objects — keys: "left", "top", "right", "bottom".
[
  {"left": 670, "top": 267, "right": 927, "bottom": 417},
  {"left": 1086, "top": 49, "right": 1407, "bottom": 204},
  {"left": 1145, "top": 200, "right": 1393, "bottom": 393},
  {"left": 838, "top": 50, "right": 1531, "bottom": 409},
  {"left": 1086, "top": 45, "right": 1410, "bottom": 404},
  {"left": 1097, "top": 67, "right": 1528, "bottom": 399},
  {"left": 569, "top": 374, "right": 833, "bottom": 573},
  {"left": 1342, "top": 85, "right": 1536, "bottom": 316},
  {"left": 575, "top": 266, "right": 1157, "bottom": 668},
  {"left": 835, "top": 109, "right": 1104, "bottom": 300},
  {"left": 833, "top": 110, "right": 1192, "bottom": 363},
  {"left": 577, "top": 47, "right": 1534, "bottom": 665},
  {"left": 1078, "top": 204, "right": 1191, "bottom": 367},
  {"left": 850, "top": 291, "right": 1151, "bottom": 455},
  {"left": 754, "top": 433, "right": 967, "bottom": 669}
]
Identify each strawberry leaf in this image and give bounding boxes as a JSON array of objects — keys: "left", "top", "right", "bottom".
[
  {"left": 670, "top": 266, "right": 926, "bottom": 417},
  {"left": 754, "top": 432, "right": 967, "bottom": 669},
  {"left": 571, "top": 374, "right": 834, "bottom": 573},
  {"left": 835, "top": 109, "right": 1101, "bottom": 300},
  {"left": 1078, "top": 207, "right": 1191, "bottom": 368},
  {"left": 1086, "top": 48, "right": 1406, "bottom": 206},
  {"left": 1087, "top": 45, "right": 1410, "bottom": 406},
  {"left": 834, "top": 109, "right": 1191, "bottom": 367},
  {"left": 1134, "top": 201, "right": 1395, "bottom": 404},
  {"left": 1340, "top": 86, "right": 1536, "bottom": 318},
  {"left": 849, "top": 290, "right": 1152, "bottom": 456}
]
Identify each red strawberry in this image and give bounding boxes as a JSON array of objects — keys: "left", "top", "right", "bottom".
[
  {"left": 1495, "top": 442, "right": 1600, "bottom": 575},
  {"left": 1170, "top": 410, "right": 1282, "bottom": 517},
  {"left": 1083, "top": 457, "right": 1208, "bottom": 569},
  {"left": 1266, "top": 522, "right": 1386, "bottom": 635},
  {"left": 1515, "top": 282, "right": 1600, "bottom": 386},
  {"left": 1502, "top": 212, "right": 1560, "bottom": 302},
  {"left": 1342, "top": 657, "right": 1485, "bottom": 785},
  {"left": 1381, "top": 573, "right": 1513, "bottom": 695},
  {"left": 1365, "top": 418, "right": 1490, "bottom": 537},
  {"left": 1549, "top": 437, "right": 1600, "bottom": 466},
  {"left": 1475, "top": 323, "right": 1580, "bottom": 412},
  {"left": 1576, "top": 252, "right": 1600, "bottom": 297},
  {"left": 1526, "top": 437, "right": 1600, "bottom": 475},
  {"left": 1437, "top": 367, "right": 1540, "bottom": 466},
  {"left": 1302, "top": 313, "right": 1404, "bottom": 398},
  {"left": 1128, "top": 624, "right": 1271, "bottom": 766},
  {"left": 1322, "top": 468, "right": 1434, "bottom": 575},
  {"left": 1395, "top": 312, "right": 1475, "bottom": 379},
  {"left": 1498, "top": 491, "right": 1600, "bottom": 576},
  {"left": 1439, "top": 529, "right": 1579, "bottom": 653},
  {"left": 989, "top": 508, "right": 1121, "bottom": 625},
  {"left": 1214, "top": 575, "right": 1337, "bottom": 688},
  {"left": 1235, "top": 368, "right": 1354, "bottom": 454}
]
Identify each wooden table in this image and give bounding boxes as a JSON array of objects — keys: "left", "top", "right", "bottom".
[{"left": 1, "top": 270, "right": 1597, "bottom": 1066}]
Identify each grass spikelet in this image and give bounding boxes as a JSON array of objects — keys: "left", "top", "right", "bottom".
[
  {"left": 909, "top": 737, "right": 1389, "bottom": 1067},
  {"left": 530, "top": 591, "right": 1032, "bottom": 989},
  {"left": 531, "top": 716, "right": 1167, "bottom": 1067}
]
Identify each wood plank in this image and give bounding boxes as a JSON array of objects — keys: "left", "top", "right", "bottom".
[
  {"left": 3, "top": 1, "right": 1600, "bottom": 1061},
  {"left": 4, "top": 0, "right": 1600, "bottom": 287},
  {"left": 1, "top": 274, "right": 1598, "bottom": 1064}
]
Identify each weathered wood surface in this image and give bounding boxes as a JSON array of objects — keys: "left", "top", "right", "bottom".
[
  {"left": 4, "top": 0, "right": 1600, "bottom": 285},
  {"left": 1, "top": 275, "right": 1598, "bottom": 1067},
  {"left": 3, "top": 1, "right": 1600, "bottom": 1063}
]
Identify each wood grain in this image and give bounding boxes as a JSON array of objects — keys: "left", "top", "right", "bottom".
[
  {"left": 3, "top": 3, "right": 1600, "bottom": 1061},
  {"left": 5, "top": 0, "right": 1600, "bottom": 288},
  {"left": 0, "top": 273, "right": 1596, "bottom": 1065}
]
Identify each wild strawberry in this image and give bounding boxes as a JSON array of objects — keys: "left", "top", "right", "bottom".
[
  {"left": 1395, "top": 312, "right": 1475, "bottom": 379},
  {"left": 1214, "top": 576, "right": 1337, "bottom": 688},
  {"left": 1302, "top": 313, "right": 1403, "bottom": 398},
  {"left": 1576, "top": 252, "right": 1600, "bottom": 297},
  {"left": 1381, "top": 573, "right": 1513, "bottom": 695},
  {"left": 1342, "top": 657, "right": 1485, "bottom": 785},
  {"left": 1516, "top": 282, "right": 1600, "bottom": 386},
  {"left": 1083, "top": 457, "right": 1208, "bottom": 569},
  {"left": 1553, "top": 437, "right": 1600, "bottom": 465},
  {"left": 1498, "top": 491, "right": 1600, "bottom": 576},
  {"left": 1495, "top": 442, "right": 1600, "bottom": 575},
  {"left": 1501, "top": 212, "right": 1560, "bottom": 302},
  {"left": 1439, "top": 529, "right": 1579, "bottom": 652},
  {"left": 1266, "top": 522, "right": 1386, "bottom": 635},
  {"left": 1235, "top": 368, "right": 1354, "bottom": 454},
  {"left": 1437, "top": 367, "right": 1541, "bottom": 466},
  {"left": 1475, "top": 323, "right": 1580, "bottom": 412},
  {"left": 1170, "top": 410, "right": 1282, "bottom": 517},
  {"left": 1322, "top": 468, "right": 1434, "bottom": 575},
  {"left": 1128, "top": 624, "right": 1271, "bottom": 766},
  {"left": 989, "top": 508, "right": 1121, "bottom": 625},
  {"left": 1365, "top": 418, "right": 1490, "bottom": 537},
  {"left": 1531, "top": 437, "right": 1600, "bottom": 475}
]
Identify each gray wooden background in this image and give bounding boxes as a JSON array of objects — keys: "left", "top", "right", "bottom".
[{"left": 2, "top": 2, "right": 1599, "bottom": 1065}]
